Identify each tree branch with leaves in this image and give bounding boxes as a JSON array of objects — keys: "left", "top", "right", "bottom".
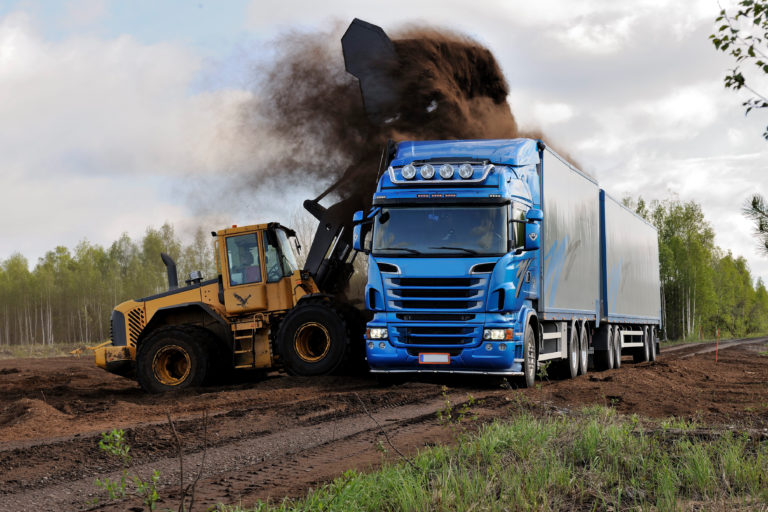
[
  {"left": 743, "top": 194, "right": 768, "bottom": 254},
  {"left": 710, "top": 0, "right": 768, "bottom": 139}
]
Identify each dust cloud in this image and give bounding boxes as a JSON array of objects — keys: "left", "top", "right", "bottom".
[{"left": 242, "top": 22, "right": 544, "bottom": 214}]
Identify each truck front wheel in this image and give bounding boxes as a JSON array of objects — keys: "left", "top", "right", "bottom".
[
  {"left": 136, "top": 326, "right": 210, "bottom": 393},
  {"left": 276, "top": 302, "right": 349, "bottom": 376},
  {"left": 522, "top": 324, "right": 537, "bottom": 388}
]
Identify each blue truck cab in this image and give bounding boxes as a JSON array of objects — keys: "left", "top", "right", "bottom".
[
  {"left": 354, "top": 139, "right": 545, "bottom": 378},
  {"left": 354, "top": 138, "right": 662, "bottom": 386}
]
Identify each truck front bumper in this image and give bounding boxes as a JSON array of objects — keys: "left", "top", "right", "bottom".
[
  {"left": 366, "top": 340, "right": 524, "bottom": 376},
  {"left": 94, "top": 345, "right": 136, "bottom": 378}
]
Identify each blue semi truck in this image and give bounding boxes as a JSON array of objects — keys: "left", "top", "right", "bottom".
[{"left": 353, "top": 138, "right": 661, "bottom": 386}]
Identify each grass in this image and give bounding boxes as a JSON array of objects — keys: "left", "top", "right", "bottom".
[
  {"left": 0, "top": 341, "right": 88, "bottom": 359},
  {"left": 216, "top": 406, "right": 768, "bottom": 512}
]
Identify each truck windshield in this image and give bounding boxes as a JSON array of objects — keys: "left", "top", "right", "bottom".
[{"left": 373, "top": 206, "right": 508, "bottom": 256}]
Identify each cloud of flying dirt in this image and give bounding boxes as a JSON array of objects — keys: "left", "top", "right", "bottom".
[{"left": 242, "top": 23, "right": 544, "bottom": 214}]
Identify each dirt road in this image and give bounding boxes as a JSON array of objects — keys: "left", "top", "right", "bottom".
[{"left": 1, "top": 337, "right": 766, "bottom": 510}]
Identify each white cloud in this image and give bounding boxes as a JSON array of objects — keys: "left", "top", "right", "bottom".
[{"left": 0, "top": 10, "right": 256, "bottom": 261}]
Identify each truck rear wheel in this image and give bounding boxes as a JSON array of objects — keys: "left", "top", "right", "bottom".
[
  {"left": 649, "top": 327, "right": 657, "bottom": 361},
  {"left": 522, "top": 323, "right": 537, "bottom": 388},
  {"left": 594, "top": 326, "right": 615, "bottom": 371},
  {"left": 566, "top": 324, "right": 579, "bottom": 379},
  {"left": 577, "top": 323, "right": 588, "bottom": 376},
  {"left": 136, "top": 325, "right": 210, "bottom": 393},
  {"left": 276, "top": 302, "right": 349, "bottom": 376},
  {"left": 633, "top": 326, "right": 651, "bottom": 363},
  {"left": 613, "top": 327, "right": 622, "bottom": 369}
]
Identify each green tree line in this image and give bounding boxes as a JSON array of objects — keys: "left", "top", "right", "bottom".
[
  {"left": 627, "top": 197, "right": 768, "bottom": 341},
  {"left": 0, "top": 224, "right": 215, "bottom": 346}
]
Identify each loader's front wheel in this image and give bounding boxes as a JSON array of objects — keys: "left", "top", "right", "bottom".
[
  {"left": 277, "top": 302, "right": 349, "bottom": 376},
  {"left": 136, "top": 326, "right": 209, "bottom": 393}
]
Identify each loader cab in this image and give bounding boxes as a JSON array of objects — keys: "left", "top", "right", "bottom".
[{"left": 216, "top": 223, "right": 301, "bottom": 315}]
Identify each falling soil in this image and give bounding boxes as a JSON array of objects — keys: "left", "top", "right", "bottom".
[{"left": 0, "top": 338, "right": 766, "bottom": 510}]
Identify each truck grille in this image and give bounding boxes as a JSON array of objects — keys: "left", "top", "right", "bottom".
[
  {"left": 390, "top": 324, "right": 482, "bottom": 348},
  {"left": 385, "top": 277, "right": 487, "bottom": 311}
]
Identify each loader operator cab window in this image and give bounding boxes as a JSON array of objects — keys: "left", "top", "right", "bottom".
[
  {"left": 226, "top": 234, "right": 262, "bottom": 286},
  {"left": 264, "top": 228, "right": 299, "bottom": 283}
]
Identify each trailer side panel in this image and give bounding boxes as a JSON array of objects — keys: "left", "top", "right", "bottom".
[{"left": 540, "top": 148, "right": 600, "bottom": 316}]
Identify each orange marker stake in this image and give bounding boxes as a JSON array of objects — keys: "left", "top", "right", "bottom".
[{"left": 715, "top": 328, "right": 719, "bottom": 363}]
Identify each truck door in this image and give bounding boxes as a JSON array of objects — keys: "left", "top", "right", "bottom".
[{"left": 222, "top": 232, "right": 268, "bottom": 314}]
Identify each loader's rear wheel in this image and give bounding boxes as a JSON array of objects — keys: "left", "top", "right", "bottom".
[
  {"left": 136, "top": 326, "right": 209, "bottom": 393},
  {"left": 277, "top": 302, "right": 349, "bottom": 376}
]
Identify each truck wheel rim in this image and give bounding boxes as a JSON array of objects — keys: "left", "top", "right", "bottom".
[
  {"left": 153, "top": 345, "right": 191, "bottom": 386},
  {"left": 294, "top": 322, "right": 331, "bottom": 363}
]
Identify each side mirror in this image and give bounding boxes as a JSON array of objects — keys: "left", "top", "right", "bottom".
[
  {"left": 526, "top": 208, "right": 543, "bottom": 222},
  {"left": 524, "top": 208, "right": 542, "bottom": 251},
  {"left": 353, "top": 210, "right": 365, "bottom": 252},
  {"left": 524, "top": 222, "right": 540, "bottom": 251}
]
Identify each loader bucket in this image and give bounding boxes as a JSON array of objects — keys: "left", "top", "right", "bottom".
[{"left": 341, "top": 18, "right": 399, "bottom": 123}]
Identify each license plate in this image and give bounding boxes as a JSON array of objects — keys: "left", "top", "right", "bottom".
[{"left": 419, "top": 353, "right": 451, "bottom": 364}]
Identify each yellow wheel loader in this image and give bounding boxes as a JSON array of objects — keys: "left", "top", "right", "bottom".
[{"left": 94, "top": 200, "right": 365, "bottom": 393}]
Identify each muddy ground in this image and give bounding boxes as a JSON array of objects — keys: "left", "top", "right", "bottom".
[{"left": 0, "top": 337, "right": 766, "bottom": 510}]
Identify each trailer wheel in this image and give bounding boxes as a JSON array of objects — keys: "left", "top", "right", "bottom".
[
  {"left": 633, "top": 326, "right": 651, "bottom": 363},
  {"left": 136, "top": 325, "right": 210, "bottom": 393},
  {"left": 613, "top": 327, "right": 622, "bottom": 369},
  {"left": 594, "top": 326, "right": 615, "bottom": 371},
  {"left": 276, "top": 302, "right": 349, "bottom": 376},
  {"left": 522, "top": 323, "right": 537, "bottom": 388},
  {"left": 577, "top": 322, "right": 588, "bottom": 376},
  {"left": 649, "top": 327, "right": 657, "bottom": 361},
  {"left": 566, "top": 324, "right": 579, "bottom": 379}
]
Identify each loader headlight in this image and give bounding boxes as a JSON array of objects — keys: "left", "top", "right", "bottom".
[
  {"left": 483, "top": 328, "right": 514, "bottom": 340},
  {"left": 459, "top": 163, "right": 474, "bottom": 179},
  {"left": 420, "top": 164, "right": 435, "bottom": 179},
  {"left": 439, "top": 164, "right": 454, "bottom": 179},
  {"left": 367, "top": 327, "right": 388, "bottom": 339},
  {"left": 402, "top": 164, "right": 417, "bottom": 180}
]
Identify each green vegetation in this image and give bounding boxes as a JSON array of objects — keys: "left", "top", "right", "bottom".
[
  {"left": 626, "top": 197, "right": 768, "bottom": 341},
  {"left": 744, "top": 194, "right": 768, "bottom": 256},
  {"left": 212, "top": 406, "right": 767, "bottom": 511},
  {"left": 710, "top": 0, "right": 768, "bottom": 139},
  {"left": 0, "top": 341, "right": 82, "bottom": 359},
  {"left": 0, "top": 224, "right": 215, "bottom": 348},
  {"left": 94, "top": 428, "right": 161, "bottom": 510}
]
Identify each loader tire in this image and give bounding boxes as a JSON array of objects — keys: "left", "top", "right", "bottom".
[
  {"left": 136, "top": 325, "right": 210, "bottom": 393},
  {"left": 276, "top": 302, "right": 349, "bottom": 376}
]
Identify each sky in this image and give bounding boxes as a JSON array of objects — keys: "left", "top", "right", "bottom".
[{"left": 0, "top": 0, "right": 767, "bottom": 282}]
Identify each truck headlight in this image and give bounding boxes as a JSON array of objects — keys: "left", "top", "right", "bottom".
[
  {"left": 439, "top": 164, "right": 454, "bottom": 179},
  {"left": 402, "top": 164, "right": 417, "bottom": 180},
  {"left": 459, "top": 163, "right": 473, "bottom": 179},
  {"left": 367, "top": 327, "right": 388, "bottom": 339},
  {"left": 420, "top": 164, "right": 435, "bottom": 179},
  {"left": 483, "top": 328, "right": 514, "bottom": 340}
]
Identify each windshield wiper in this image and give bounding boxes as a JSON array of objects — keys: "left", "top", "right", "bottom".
[
  {"left": 429, "top": 246, "right": 479, "bottom": 255},
  {"left": 376, "top": 247, "right": 422, "bottom": 254}
]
